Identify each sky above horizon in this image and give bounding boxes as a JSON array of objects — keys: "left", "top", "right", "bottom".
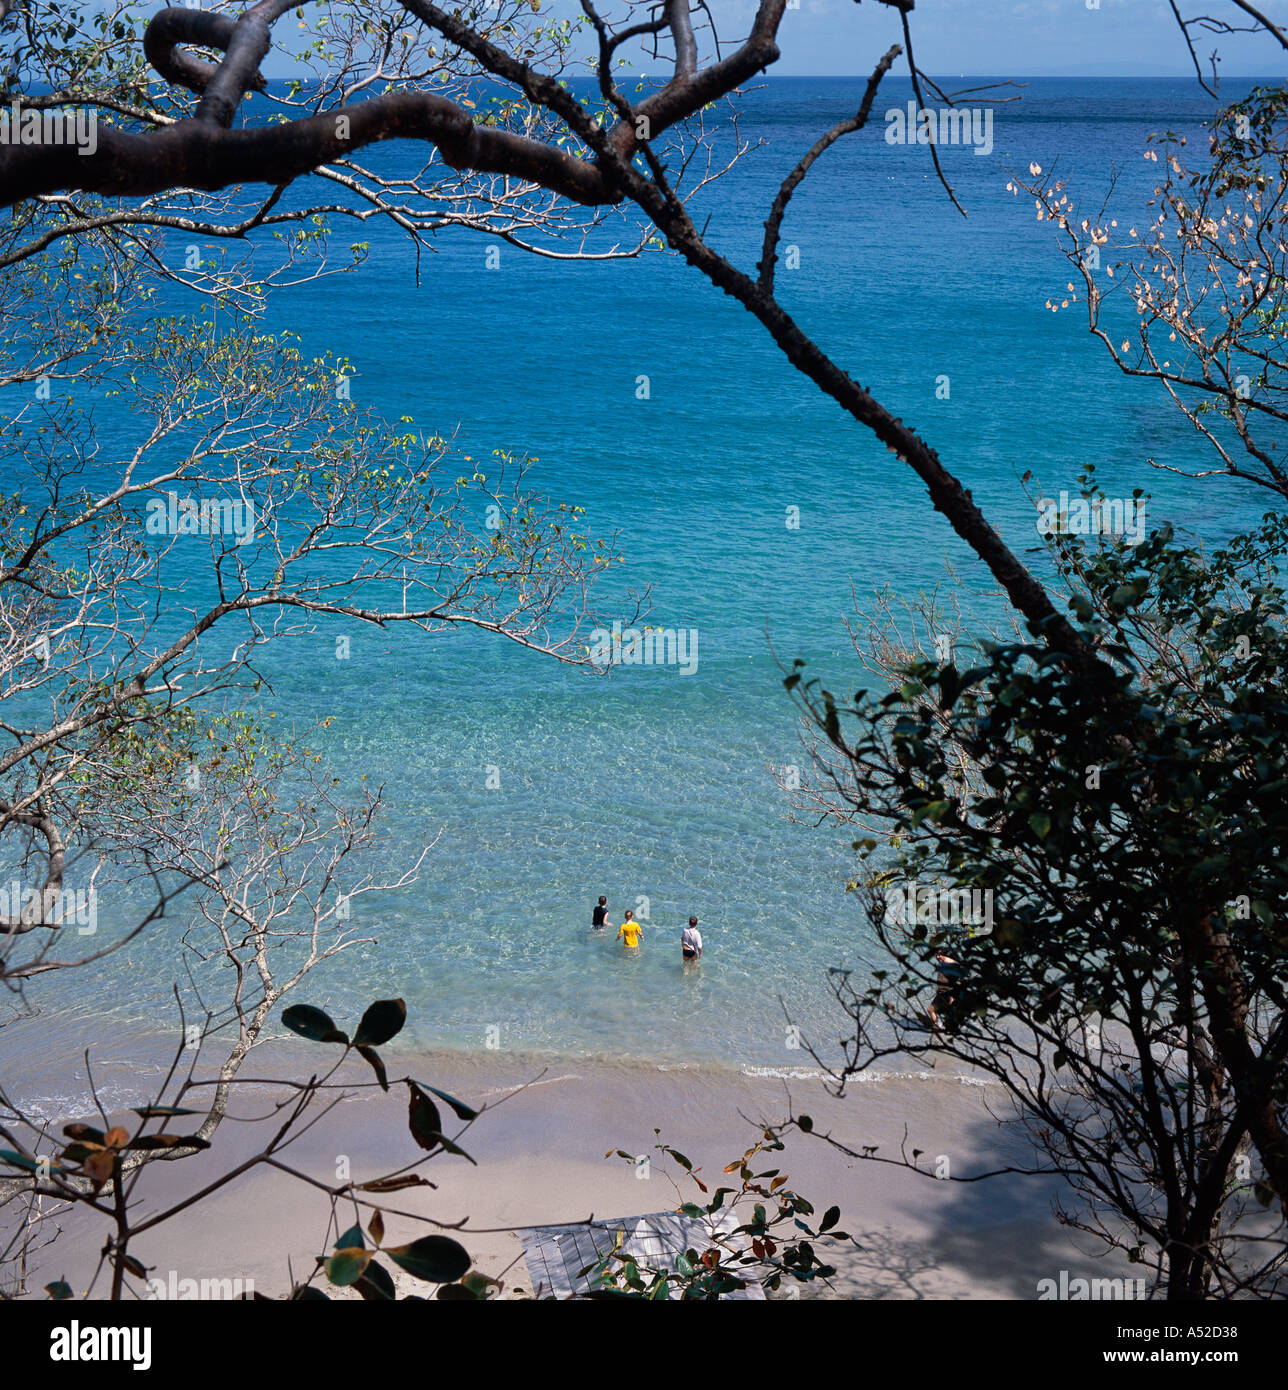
[
  {"left": 253, "top": 0, "right": 1288, "bottom": 80},
  {"left": 766, "top": 0, "right": 1288, "bottom": 75},
  {"left": 767, "top": 0, "right": 1288, "bottom": 75}
]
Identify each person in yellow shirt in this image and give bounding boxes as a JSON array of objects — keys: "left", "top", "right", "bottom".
[{"left": 616, "top": 910, "right": 643, "bottom": 950}]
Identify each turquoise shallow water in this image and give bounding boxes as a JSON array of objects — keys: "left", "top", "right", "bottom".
[{"left": 9, "top": 76, "right": 1282, "bottom": 1073}]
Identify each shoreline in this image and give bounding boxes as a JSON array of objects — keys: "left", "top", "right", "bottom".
[{"left": 1, "top": 1006, "right": 1000, "bottom": 1122}]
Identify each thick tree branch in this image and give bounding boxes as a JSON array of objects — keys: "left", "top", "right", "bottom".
[
  {"left": 0, "top": 0, "right": 1095, "bottom": 670},
  {"left": 142, "top": 7, "right": 263, "bottom": 100},
  {"left": 0, "top": 802, "right": 65, "bottom": 935},
  {"left": 1189, "top": 911, "right": 1288, "bottom": 1221},
  {"left": 193, "top": 0, "right": 296, "bottom": 127},
  {"left": 0, "top": 92, "right": 616, "bottom": 208},
  {"left": 0, "top": 0, "right": 786, "bottom": 212},
  {"left": 667, "top": 0, "right": 698, "bottom": 80}
]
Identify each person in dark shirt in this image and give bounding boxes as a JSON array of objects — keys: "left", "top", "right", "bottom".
[{"left": 592, "top": 896, "right": 610, "bottom": 932}]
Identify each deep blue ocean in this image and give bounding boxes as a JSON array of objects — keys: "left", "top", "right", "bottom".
[{"left": 16, "top": 76, "right": 1284, "bottom": 1076}]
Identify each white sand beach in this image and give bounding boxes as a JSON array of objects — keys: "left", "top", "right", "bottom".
[{"left": 12, "top": 1044, "right": 1143, "bottom": 1300}]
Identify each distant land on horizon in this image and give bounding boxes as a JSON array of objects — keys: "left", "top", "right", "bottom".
[
  {"left": 771, "top": 64, "right": 1288, "bottom": 80},
  {"left": 254, "top": 64, "right": 1288, "bottom": 83}
]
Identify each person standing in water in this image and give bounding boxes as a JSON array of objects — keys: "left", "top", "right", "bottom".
[
  {"left": 616, "top": 910, "right": 643, "bottom": 950},
  {"left": 592, "top": 896, "right": 611, "bottom": 932},
  {"left": 927, "top": 947, "right": 960, "bottom": 1032},
  {"left": 681, "top": 915, "right": 703, "bottom": 965}
]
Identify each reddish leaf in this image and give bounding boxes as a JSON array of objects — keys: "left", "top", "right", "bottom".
[
  {"left": 126, "top": 1134, "right": 210, "bottom": 1152},
  {"left": 356, "top": 1044, "right": 388, "bottom": 1092},
  {"left": 359, "top": 1174, "right": 436, "bottom": 1194},
  {"left": 83, "top": 1150, "right": 115, "bottom": 1189}
]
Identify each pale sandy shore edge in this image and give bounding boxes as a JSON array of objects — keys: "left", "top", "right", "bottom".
[{"left": 12, "top": 1040, "right": 1144, "bottom": 1300}]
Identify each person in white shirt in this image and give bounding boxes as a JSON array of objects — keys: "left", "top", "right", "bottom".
[{"left": 681, "top": 915, "right": 703, "bottom": 964}]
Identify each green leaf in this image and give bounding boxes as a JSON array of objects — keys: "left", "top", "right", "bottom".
[
  {"left": 289, "top": 1284, "right": 331, "bottom": 1300},
  {"left": 354, "top": 1259, "right": 396, "bottom": 1301},
  {"left": 324, "top": 1246, "right": 372, "bottom": 1286},
  {"left": 819, "top": 1205, "right": 841, "bottom": 1232},
  {"left": 1028, "top": 812, "right": 1052, "bottom": 839},
  {"left": 335, "top": 1223, "right": 365, "bottom": 1252},
  {"left": 461, "top": 1272, "right": 497, "bottom": 1298},
  {"left": 436, "top": 1282, "right": 478, "bottom": 1300},
  {"left": 1070, "top": 594, "right": 1094, "bottom": 621},
  {"left": 45, "top": 1278, "right": 73, "bottom": 1301},
  {"left": 353, "top": 998, "right": 406, "bottom": 1047},
  {"left": 386, "top": 1235, "right": 472, "bottom": 1284},
  {"left": 282, "top": 1004, "right": 349, "bottom": 1045},
  {"left": 1109, "top": 582, "right": 1143, "bottom": 610},
  {"left": 419, "top": 1083, "right": 478, "bottom": 1122},
  {"left": 0, "top": 1149, "right": 40, "bottom": 1172},
  {"left": 679, "top": 1203, "right": 704, "bottom": 1218},
  {"left": 433, "top": 1132, "right": 478, "bottom": 1166},
  {"left": 130, "top": 1106, "right": 200, "bottom": 1118}
]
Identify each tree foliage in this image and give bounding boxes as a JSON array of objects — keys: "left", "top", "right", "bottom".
[{"left": 786, "top": 495, "right": 1288, "bottom": 1298}]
